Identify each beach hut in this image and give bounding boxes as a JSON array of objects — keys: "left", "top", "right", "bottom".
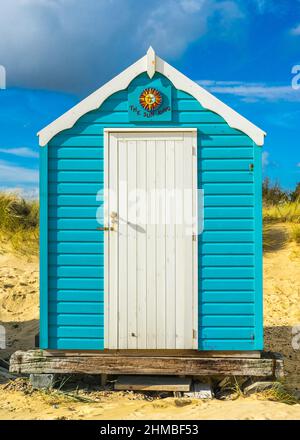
[{"left": 37, "top": 47, "right": 266, "bottom": 355}]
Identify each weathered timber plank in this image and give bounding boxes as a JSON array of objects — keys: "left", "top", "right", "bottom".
[
  {"left": 39, "top": 349, "right": 262, "bottom": 359},
  {"left": 10, "top": 350, "right": 283, "bottom": 378},
  {"left": 115, "top": 375, "right": 191, "bottom": 391}
]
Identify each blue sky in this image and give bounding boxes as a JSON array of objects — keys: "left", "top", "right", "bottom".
[{"left": 0, "top": 0, "right": 300, "bottom": 197}]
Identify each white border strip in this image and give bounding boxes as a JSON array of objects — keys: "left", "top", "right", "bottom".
[{"left": 38, "top": 49, "right": 266, "bottom": 147}]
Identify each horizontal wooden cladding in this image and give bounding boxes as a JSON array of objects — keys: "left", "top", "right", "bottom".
[
  {"left": 48, "top": 339, "right": 104, "bottom": 350},
  {"left": 49, "top": 301, "right": 103, "bottom": 314},
  {"left": 204, "top": 207, "right": 253, "bottom": 218},
  {"left": 49, "top": 171, "right": 103, "bottom": 183},
  {"left": 201, "top": 159, "right": 252, "bottom": 172},
  {"left": 201, "top": 255, "right": 254, "bottom": 266},
  {"left": 201, "top": 243, "right": 254, "bottom": 254},
  {"left": 49, "top": 254, "right": 102, "bottom": 266},
  {"left": 11, "top": 350, "right": 283, "bottom": 376},
  {"left": 49, "top": 291, "right": 103, "bottom": 302},
  {"left": 49, "top": 159, "right": 104, "bottom": 171},
  {"left": 49, "top": 207, "right": 102, "bottom": 219},
  {"left": 202, "top": 267, "right": 254, "bottom": 278},
  {"left": 204, "top": 219, "right": 254, "bottom": 230},
  {"left": 202, "top": 303, "right": 254, "bottom": 315},
  {"left": 49, "top": 183, "right": 103, "bottom": 195},
  {"left": 49, "top": 147, "right": 104, "bottom": 160},
  {"left": 202, "top": 279, "right": 255, "bottom": 290},
  {"left": 202, "top": 171, "right": 253, "bottom": 183},
  {"left": 49, "top": 266, "right": 104, "bottom": 278},
  {"left": 49, "top": 326, "right": 103, "bottom": 338},
  {"left": 205, "top": 195, "right": 253, "bottom": 207},
  {"left": 49, "top": 242, "right": 103, "bottom": 254},
  {"left": 202, "top": 183, "right": 253, "bottom": 195},
  {"left": 49, "top": 231, "right": 103, "bottom": 242},
  {"left": 200, "top": 327, "right": 255, "bottom": 339},
  {"left": 199, "top": 340, "right": 256, "bottom": 350},
  {"left": 49, "top": 219, "right": 100, "bottom": 230},
  {"left": 202, "top": 231, "right": 253, "bottom": 242},
  {"left": 200, "top": 136, "right": 253, "bottom": 147},
  {"left": 201, "top": 314, "right": 254, "bottom": 326},
  {"left": 49, "top": 313, "right": 103, "bottom": 326},
  {"left": 49, "top": 195, "right": 103, "bottom": 207},
  {"left": 201, "top": 147, "right": 253, "bottom": 159},
  {"left": 49, "top": 278, "right": 104, "bottom": 290}
]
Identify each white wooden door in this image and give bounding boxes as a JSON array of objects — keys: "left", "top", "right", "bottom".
[{"left": 104, "top": 129, "right": 198, "bottom": 349}]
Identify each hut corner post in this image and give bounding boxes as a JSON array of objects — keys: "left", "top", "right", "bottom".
[{"left": 39, "top": 144, "right": 48, "bottom": 348}]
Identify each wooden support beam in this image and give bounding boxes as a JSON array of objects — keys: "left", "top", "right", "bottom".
[
  {"left": 10, "top": 350, "right": 284, "bottom": 379},
  {"left": 115, "top": 375, "right": 191, "bottom": 392}
]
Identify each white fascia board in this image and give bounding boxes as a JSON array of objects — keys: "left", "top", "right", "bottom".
[
  {"left": 38, "top": 55, "right": 147, "bottom": 146},
  {"left": 155, "top": 56, "right": 266, "bottom": 146},
  {"left": 38, "top": 50, "right": 266, "bottom": 147}
]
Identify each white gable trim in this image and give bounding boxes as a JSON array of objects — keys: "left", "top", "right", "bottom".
[{"left": 38, "top": 48, "right": 266, "bottom": 146}]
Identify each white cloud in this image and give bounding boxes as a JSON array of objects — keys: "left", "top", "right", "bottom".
[
  {"left": 0, "top": 160, "right": 38, "bottom": 184},
  {"left": 290, "top": 24, "right": 300, "bottom": 35},
  {"left": 198, "top": 80, "right": 300, "bottom": 102},
  {"left": 0, "top": 147, "right": 38, "bottom": 158},
  {"left": 0, "top": 0, "right": 244, "bottom": 93},
  {"left": 262, "top": 151, "right": 269, "bottom": 168}
]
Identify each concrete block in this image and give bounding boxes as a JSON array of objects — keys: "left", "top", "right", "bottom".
[
  {"left": 30, "top": 373, "right": 56, "bottom": 390},
  {"left": 184, "top": 382, "right": 213, "bottom": 399},
  {"left": 243, "top": 381, "right": 279, "bottom": 396}
]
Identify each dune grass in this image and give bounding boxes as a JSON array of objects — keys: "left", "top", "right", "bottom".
[
  {"left": 263, "top": 200, "right": 300, "bottom": 224},
  {"left": 0, "top": 192, "right": 39, "bottom": 255},
  {"left": 263, "top": 200, "right": 300, "bottom": 249}
]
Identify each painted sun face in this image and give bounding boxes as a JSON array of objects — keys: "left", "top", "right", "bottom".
[{"left": 139, "top": 88, "right": 162, "bottom": 111}]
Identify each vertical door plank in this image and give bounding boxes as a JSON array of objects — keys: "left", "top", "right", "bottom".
[
  {"left": 108, "top": 133, "right": 119, "bottom": 348},
  {"left": 165, "top": 140, "right": 176, "bottom": 348},
  {"left": 175, "top": 139, "right": 185, "bottom": 349},
  {"left": 104, "top": 132, "right": 109, "bottom": 348},
  {"left": 156, "top": 140, "right": 166, "bottom": 348},
  {"left": 127, "top": 140, "right": 137, "bottom": 349},
  {"left": 146, "top": 139, "right": 157, "bottom": 349},
  {"left": 137, "top": 140, "right": 147, "bottom": 349},
  {"left": 192, "top": 131, "right": 198, "bottom": 349},
  {"left": 118, "top": 139, "right": 128, "bottom": 348},
  {"left": 183, "top": 132, "right": 194, "bottom": 348}
]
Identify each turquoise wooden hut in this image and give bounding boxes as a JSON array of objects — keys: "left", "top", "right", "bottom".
[{"left": 38, "top": 47, "right": 266, "bottom": 354}]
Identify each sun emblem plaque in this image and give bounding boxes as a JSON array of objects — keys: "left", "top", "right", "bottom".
[
  {"left": 128, "top": 80, "right": 172, "bottom": 121},
  {"left": 139, "top": 88, "right": 162, "bottom": 111}
]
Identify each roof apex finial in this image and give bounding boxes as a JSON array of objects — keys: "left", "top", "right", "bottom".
[{"left": 146, "top": 46, "right": 156, "bottom": 78}]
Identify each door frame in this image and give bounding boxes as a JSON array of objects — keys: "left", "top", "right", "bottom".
[{"left": 103, "top": 127, "right": 198, "bottom": 349}]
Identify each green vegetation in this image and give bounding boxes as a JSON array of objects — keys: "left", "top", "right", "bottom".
[
  {"left": 262, "top": 179, "right": 300, "bottom": 250},
  {"left": 0, "top": 192, "right": 39, "bottom": 255}
]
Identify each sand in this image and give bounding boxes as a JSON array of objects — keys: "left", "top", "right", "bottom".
[
  {"left": 0, "top": 387, "right": 299, "bottom": 420},
  {"left": 0, "top": 236, "right": 299, "bottom": 420}
]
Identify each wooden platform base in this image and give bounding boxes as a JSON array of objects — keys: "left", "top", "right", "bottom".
[
  {"left": 115, "top": 375, "right": 192, "bottom": 392},
  {"left": 10, "top": 350, "right": 284, "bottom": 379}
]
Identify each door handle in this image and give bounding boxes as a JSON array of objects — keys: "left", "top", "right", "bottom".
[{"left": 96, "top": 226, "right": 114, "bottom": 231}]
